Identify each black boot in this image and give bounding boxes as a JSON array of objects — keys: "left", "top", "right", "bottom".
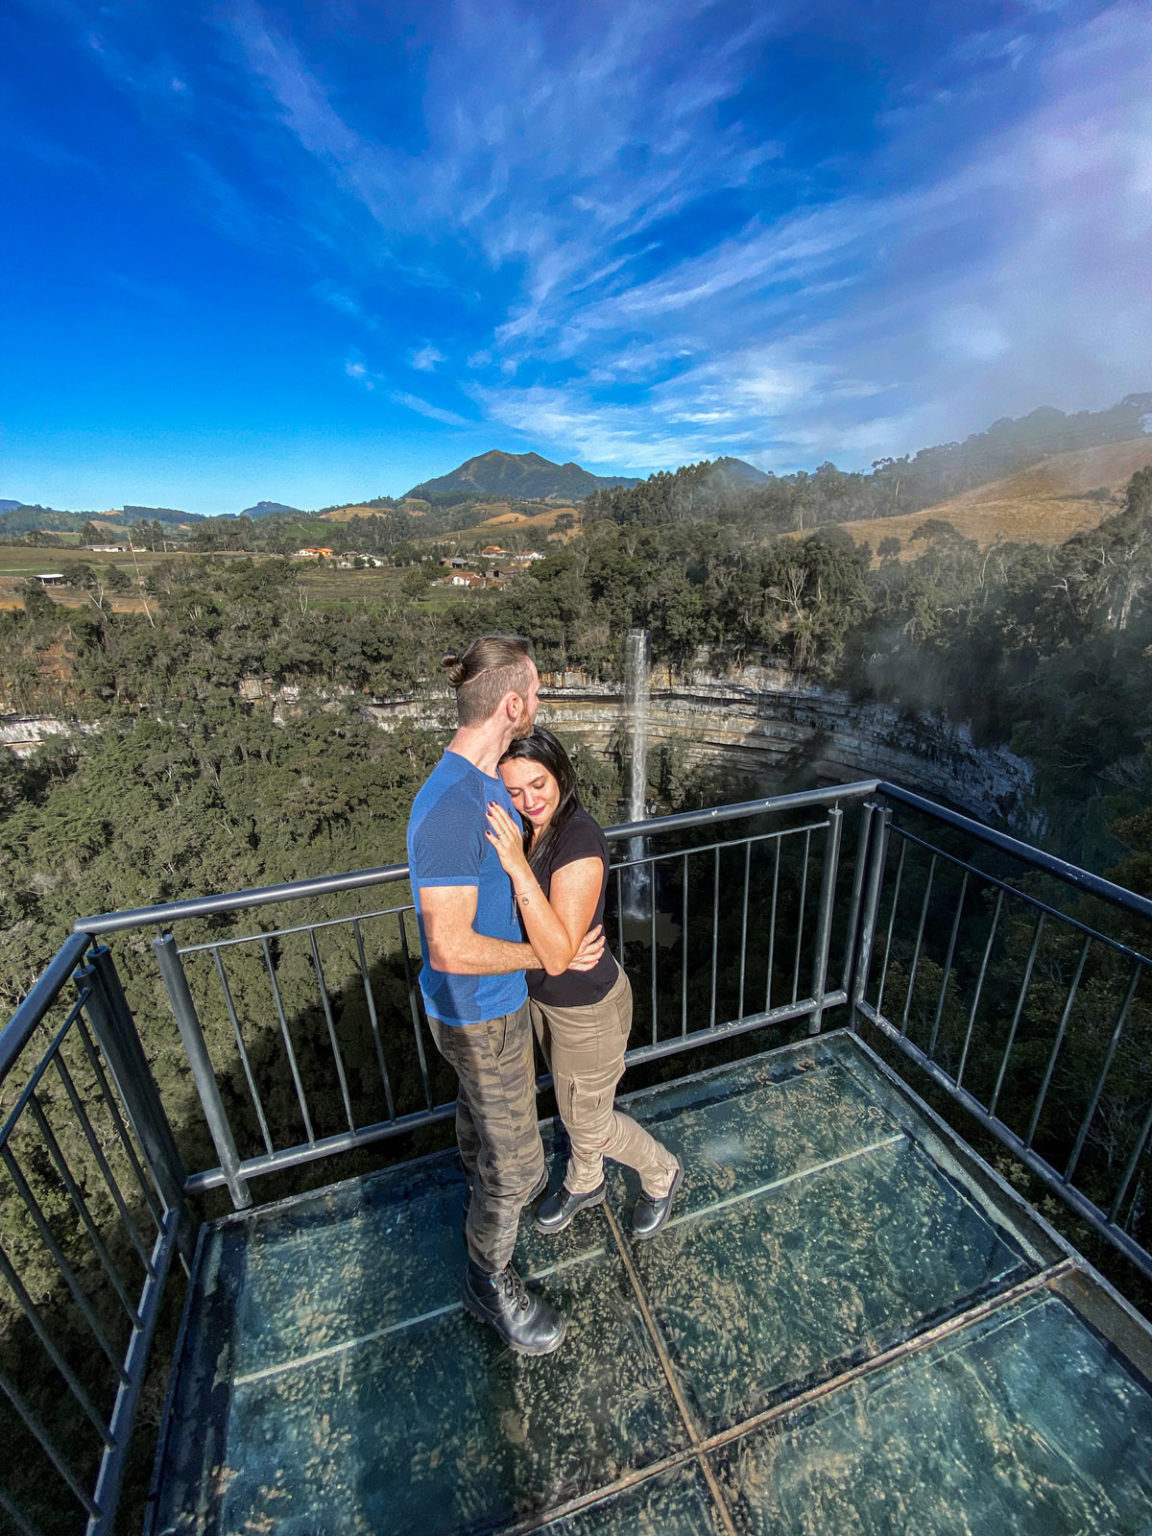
[
  {"left": 463, "top": 1261, "right": 567, "bottom": 1355},
  {"left": 632, "top": 1160, "right": 683, "bottom": 1240},
  {"left": 535, "top": 1179, "right": 606, "bottom": 1233}
]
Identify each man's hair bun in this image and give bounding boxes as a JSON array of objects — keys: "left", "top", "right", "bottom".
[{"left": 441, "top": 651, "right": 468, "bottom": 688}]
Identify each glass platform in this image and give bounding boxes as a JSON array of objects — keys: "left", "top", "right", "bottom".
[{"left": 147, "top": 1031, "right": 1152, "bottom": 1535}]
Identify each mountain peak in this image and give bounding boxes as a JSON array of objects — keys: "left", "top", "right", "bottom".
[{"left": 406, "top": 450, "right": 641, "bottom": 502}]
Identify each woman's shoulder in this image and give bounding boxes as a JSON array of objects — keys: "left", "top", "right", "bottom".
[{"left": 553, "top": 806, "right": 609, "bottom": 861}]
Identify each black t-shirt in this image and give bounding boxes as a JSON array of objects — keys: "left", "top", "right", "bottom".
[{"left": 524, "top": 807, "right": 618, "bottom": 1007}]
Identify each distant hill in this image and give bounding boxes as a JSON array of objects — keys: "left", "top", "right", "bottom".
[
  {"left": 407, "top": 450, "right": 641, "bottom": 502},
  {"left": 122, "top": 505, "right": 202, "bottom": 526},
  {"left": 705, "top": 457, "right": 769, "bottom": 491},
  {"left": 242, "top": 500, "right": 302, "bottom": 519},
  {"left": 0, "top": 500, "right": 21, "bottom": 513},
  {"left": 806, "top": 437, "right": 1152, "bottom": 561}
]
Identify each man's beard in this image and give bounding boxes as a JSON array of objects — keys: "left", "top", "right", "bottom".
[{"left": 511, "top": 704, "right": 536, "bottom": 740}]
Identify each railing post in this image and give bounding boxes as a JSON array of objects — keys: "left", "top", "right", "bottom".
[
  {"left": 75, "top": 945, "right": 197, "bottom": 1265},
  {"left": 808, "top": 806, "right": 843, "bottom": 1035},
  {"left": 850, "top": 804, "right": 891, "bottom": 1028},
  {"left": 153, "top": 933, "right": 252, "bottom": 1211}
]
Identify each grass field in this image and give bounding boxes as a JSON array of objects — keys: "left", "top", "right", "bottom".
[
  {"left": 0, "top": 545, "right": 482, "bottom": 613},
  {"left": 436, "top": 502, "right": 581, "bottom": 544},
  {"left": 799, "top": 438, "right": 1152, "bottom": 562}
]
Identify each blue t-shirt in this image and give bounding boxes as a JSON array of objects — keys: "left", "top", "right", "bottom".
[{"left": 407, "top": 751, "right": 528, "bottom": 1026}]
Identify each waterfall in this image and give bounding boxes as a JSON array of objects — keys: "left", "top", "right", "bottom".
[
  {"left": 623, "top": 628, "right": 650, "bottom": 917},
  {"left": 624, "top": 628, "right": 650, "bottom": 824}
]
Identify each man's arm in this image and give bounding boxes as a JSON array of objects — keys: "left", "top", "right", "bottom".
[
  {"left": 421, "top": 885, "right": 538, "bottom": 975},
  {"left": 420, "top": 884, "right": 605, "bottom": 975}
]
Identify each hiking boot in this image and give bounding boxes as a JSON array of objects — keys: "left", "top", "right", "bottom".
[
  {"left": 632, "top": 1160, "right": 683, "bottom": 1240},
  {"left": 463, "top": 1260, "right": 567, "bottom": 1355},
  {"left": 535, "top": 1180, "right": 606, "bottom": 1234}
]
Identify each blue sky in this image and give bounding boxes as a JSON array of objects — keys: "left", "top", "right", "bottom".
[{"left": 2, "top": 0, "right": 1150, "bottom": 514}]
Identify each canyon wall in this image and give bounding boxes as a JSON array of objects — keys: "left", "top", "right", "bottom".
[{"left": 362, "top": 655, "right": 1032, "bottom": 824}]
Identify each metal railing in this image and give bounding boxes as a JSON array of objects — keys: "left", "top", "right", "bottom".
[
  {"left": 0, "top": 939, "right": 193, "bottom": 1536},
  {"left": 852, "top": 785, "right": 1152, "bottom": 1282},
  {"left": 3, "top": 777, "right": 1152, "bottom": 1533}
]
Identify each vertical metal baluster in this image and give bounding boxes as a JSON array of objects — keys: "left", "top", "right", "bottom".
[
  {"left": 875, "top": 835, "right": 907, "bottom": 1018},
  {"left": 765, "top": 836, "right": 781, "bottom": 1013},
  {"left": 51, "top": 1055, "right": 154, "bottom": 1273},
  {"left": 840, "top": 803, "right": 874, "bottom": 995},
  {"left": 616, "top": 865, "right": 625, "bottom": 963},
  {"left": 928, "top": 871, "right": 969, "bottom": 1059},
  {"left": 79, "top": 947, "right": 190, "bottom": 1248},
  {"left": 1026, "top": 935, "right": 1092, "bottom": 1149},
  {"left": 1065, "top": 961, "right": 1143, "bottom": 1184},
  {"left": 212, "top": 947, "right": 273, "bottom": 1157},
  {"left": 309, "top": 930, "right": 356, "bottom": 1133},
  {"left": 153, "top": 933, "right": 252, "bottom": 1209},
  {"left": 710, "top": 846, "right": 720, "bottom": 1029},
  {"left": 956, "top": 888, "right": 1004, "bottom": 1090},
  {"left": 989, "top": 912, "right": 1046, "bottom": 1118},
  {"left": 0, "top": 1482, "right": 45, "bottom": 1536},
  {"left": 852, "top": 806, "right": 891, "bottom": 1025},
  {"left": 808, "top": 808, "right": 843, "bottom": 1035},
  {"left": 71, "top": 1018, "right": 165, "bottom": 1232},
  {"left": 259, "top": 935, "right": 314, "bottom": 1145},
  {"left": 792, "top": 829, "right": 811, "bottom": 1007},
  {"left": 680, "top": 852, "right": 689, "bottom": 1038},
  {"left": 1109, "top": 1096, "right": 1152, "bottom": 1227},
  {"left": 353, "top": 918, "right": 396, "bottom": 1121},
  {"left": 397, "top": 911, "right": 434, "bottom": 1110},
  {"left": 0, "top": 1247, "right": 112, "bottom": 1444},
  {"left": 27, "top": 1096, "right": 140, "bottom": 1323},
  {"left": 739, "top": 840, "right": 751, "bottom": 1019},
  {"left": 0, "top": 1368, "right": 100, "bottom": 1519},
  {"left": 0, "top": 1146, "right": 127, "bottom": 1377},
  {"left": 650, "top": 851, "right": 658, "bottom": 1046},
  {"left": 901, "top": 854, "right": 937, "bottom": 1037}
]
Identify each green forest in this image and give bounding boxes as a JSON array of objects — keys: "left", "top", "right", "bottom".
[
  {"left": 4, "top": 438, "right": 1152, "bottom": 1534},
  {"left": 4, "top": 459, "right": 1152, "bottom": 1006}
]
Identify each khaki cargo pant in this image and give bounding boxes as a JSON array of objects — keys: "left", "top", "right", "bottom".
[
  {"left": 427, "top": 1001, "right": 546, "bottom": 1274},
  {"left": 533, "top": 964, "right": 678, "bottom": 1199}
]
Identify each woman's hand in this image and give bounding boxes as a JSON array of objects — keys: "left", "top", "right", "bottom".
[
  {"left": 568, "top": 924, "right": 606, "bottom": 971},
  {"left": 486, "top": 801, "right": 532, "bottom": 884}
]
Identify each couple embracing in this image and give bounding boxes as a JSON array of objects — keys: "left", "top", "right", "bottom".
[{"left": 407, "top": 634, "right": 682, "bottom": 1356}]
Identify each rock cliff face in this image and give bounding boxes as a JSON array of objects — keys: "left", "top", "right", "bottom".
[{"left": 360, "top": 656, "right": 1032, "bottom": 824}]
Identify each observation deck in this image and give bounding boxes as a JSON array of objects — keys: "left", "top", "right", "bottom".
[{"left": 3, "top": 782, "right": 1152, "bottom": 1535}]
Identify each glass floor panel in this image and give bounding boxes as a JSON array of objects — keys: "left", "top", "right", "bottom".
[{"left": 149, "top": 1031, "right": 1152, "bottom": 1536}]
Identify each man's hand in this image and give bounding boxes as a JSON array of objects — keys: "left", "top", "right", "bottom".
[{"left": 567, "top": 923, "right": 605, "bottom": 972}]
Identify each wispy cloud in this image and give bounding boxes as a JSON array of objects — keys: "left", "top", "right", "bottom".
[
  {"left": 22, "top": 0, "right": 1152, "bottom": 488},
  {"left": 390, "top": 391, "right": 473, "bottom": 428}
]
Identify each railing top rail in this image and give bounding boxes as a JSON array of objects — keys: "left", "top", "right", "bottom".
[
  {"left": 73, "top": 781, "right": 881, "bottom": 936},
  {"left": 877, "top": 782, "right": 1152, "bottom": 924},
  {"left": 0, "top": 930, "right": 90, "bottom": 1081},
  {"left": 59, "top": 775, "right": 1152, "bottom": 947}
]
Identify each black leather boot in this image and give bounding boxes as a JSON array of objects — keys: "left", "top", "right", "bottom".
[
  {"left": 463, "top": 1261, "right": 567, "bottom": 1355},
  {"left": 632, "top": 1160, "right": 683, "bottom": 1240},
  {"left": 535, "top": 1179, "right": 606, "bottom": 1233}
]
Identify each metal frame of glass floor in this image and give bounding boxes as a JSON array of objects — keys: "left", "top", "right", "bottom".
[{"left": 147, "top": 1029, "right": 1152, "bottom": 1536}]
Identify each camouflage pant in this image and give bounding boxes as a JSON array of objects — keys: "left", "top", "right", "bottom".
[{"left": 427, "top": 1001, "right": 546, "bottom": 1273}]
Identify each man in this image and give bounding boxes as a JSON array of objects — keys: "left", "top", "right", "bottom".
[{"left": 407, "top": 633, "right": 603, "bottom": 1354}]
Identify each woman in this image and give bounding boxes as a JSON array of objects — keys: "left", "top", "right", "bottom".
[{"left": 485, "top": 727, "right": 682, "bottom": 1238}]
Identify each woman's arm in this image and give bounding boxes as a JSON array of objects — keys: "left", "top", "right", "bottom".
[{"left": 486, "top": 803, "right": 604, "bottom": 976}]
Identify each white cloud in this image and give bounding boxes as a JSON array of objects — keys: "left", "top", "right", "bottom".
[
  {"left": 390, "top": 391, "right": 473, "bottom": 428},
  {"left": 410, "top": 345, "right": 445, "bottom": 372}
]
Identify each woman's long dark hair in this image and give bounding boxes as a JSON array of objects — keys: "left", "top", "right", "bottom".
[{"left": 499, "top": 726, "right": 583, "bottom": 870}]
